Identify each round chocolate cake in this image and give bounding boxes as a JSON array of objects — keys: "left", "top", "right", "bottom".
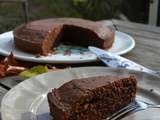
[{"left": 14, "top": 18, "right": 115, "bottom": 55}]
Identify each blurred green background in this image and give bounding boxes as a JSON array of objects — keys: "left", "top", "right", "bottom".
[{"left": 0, "top": 0, "right": 149, "bottom": 33}]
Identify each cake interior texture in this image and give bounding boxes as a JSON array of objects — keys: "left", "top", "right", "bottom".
[
  {"left": 13, "top": 18, "right": 115, "bottom": 55},
  {"left": 47, "top": 75, "right": 137, "bottom": 120}
]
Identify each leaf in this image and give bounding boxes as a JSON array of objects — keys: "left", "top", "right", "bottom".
[
  {"left": 19, "top": 65, "right": 49, "bottom": 79},
  {"left": 4, "top": 52, "right": 18, "bottom": 66},
  {"left": 72, "top": 0, "right": 87, "bottom": 3}
]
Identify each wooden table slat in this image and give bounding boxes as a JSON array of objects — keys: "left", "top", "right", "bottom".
[
  {"left": 112, "top": 19, "right": 160, "bottom": 34},
  {"left": 116, "top": 26, "right": 160, "bottom": 41},
  {"left": 100, "top": 20, "right": 160, "bottom": 40},
  {"left": 99, "top": 20, "right": 160, "bottom": 70},
  {"left": 0, "top": 76, "right": 24, "bottom": 89}
]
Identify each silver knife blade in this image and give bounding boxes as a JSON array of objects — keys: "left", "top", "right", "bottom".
[{"left": 89, "top": 46, "right": 160, "bottom": 77}]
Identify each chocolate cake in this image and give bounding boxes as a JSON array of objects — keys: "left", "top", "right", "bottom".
[
  {"left": 47, "top": 75, "right": 137, "bottom": 120},
  {"left": 13, "top": 18, "right": 115, "bottom": 55}
]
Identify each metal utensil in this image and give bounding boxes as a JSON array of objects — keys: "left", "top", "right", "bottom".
[
  {"left": 107, "top": 101, "right": 137, "bottom": 120},
  {"left": 88, "top": 46, "right": 160, "bottom": 77},
  {"left": 107, "top": 100, "right": 160, "bottom": 120}
]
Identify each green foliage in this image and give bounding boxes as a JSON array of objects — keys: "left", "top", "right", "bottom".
[
  {"left": 72, "top": 0, "right": 87, "bottom": 4},
  {"left": 29, "top": 0, "right": 82, "bottom": 19},
  {"left": 0, "top": 3, "right": 24, "bottom": 33},
  {"left": 0, "top": 0, "right": 122, "bottom": 33},
  {"left": 71, "top": 0, "right": 122, "bottom": 20},
  {"left": 19, "top": 65, "right": 49, "bottom": 79}
]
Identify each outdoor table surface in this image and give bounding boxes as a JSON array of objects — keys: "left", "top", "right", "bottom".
[{"left": 0, "top": 19, "right": 160, "bottom": 119}]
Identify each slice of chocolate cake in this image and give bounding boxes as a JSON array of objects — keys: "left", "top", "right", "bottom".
[
  {"left": 14, "top": 18, "right": 115, "bottom": 55},
  {"left": 47, "top": 75, "right": 137, "bottom": 120}
]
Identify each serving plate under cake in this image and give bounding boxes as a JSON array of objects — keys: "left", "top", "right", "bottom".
[
  {"left": 1, "top": 67, "right": 160, "bottom": 120},
  {"left": 0, "top": 31, "right": 135, "bottom": 63}
]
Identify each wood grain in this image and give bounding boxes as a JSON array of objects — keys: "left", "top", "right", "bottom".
[{"left": 101, "top": 19, "right": 160, "bottom": 71}]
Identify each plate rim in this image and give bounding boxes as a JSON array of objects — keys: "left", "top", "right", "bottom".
[
  {"left": 1, "top": 67, "right": 160, "bottom": 120},
  {"left": 0, "top": 31, "right": 135, "bottom": 64},
  {"left": 115, "top": 31, "right": 135, "bottom": 55}
]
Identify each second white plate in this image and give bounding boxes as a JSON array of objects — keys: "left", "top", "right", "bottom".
[
  {"left": 0, "top": 31, "right": 135, "bottom": 63},
  {"left": 1, "top": 67, "right": 160, "bottom": 120}
]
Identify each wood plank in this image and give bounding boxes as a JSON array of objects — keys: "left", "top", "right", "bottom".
[
  {"left": 116, "top": 26, "right": 160, "bottom": 40},
  {"left": 149, "top": 0, "right": 159, "bottom": 26},
  {"left": 113, "top": 19, "right": 160, "bottom": 33},
  {"left": 0, "top": 76, "right": 24, "bottom": 89},
  {"left": 101, "top": 19, "right": 160, "bottom": 34},
  {"left": 123, "top": 36, "right": 160, "bottom": 71},
  {"left": 100, "top": 20, "right": 160, "bottom": 40},
  {"left": 100, "top": 20, "right": 160, "bottom": 71},
  {"left": 115, "top": 22, "right": 160, "bottom": 70}
]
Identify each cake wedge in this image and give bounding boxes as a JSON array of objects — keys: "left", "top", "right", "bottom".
[{"left": 47, "top": 75, "right": 137, "bottom": 120}]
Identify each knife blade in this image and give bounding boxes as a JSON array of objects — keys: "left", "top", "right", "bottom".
[{"left": 88, "top": 46, "right": 160, "bottom": 77}]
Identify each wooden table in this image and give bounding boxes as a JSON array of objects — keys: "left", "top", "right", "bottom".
[{"left": 0, "top": 19, "right": 160, "bottom": 119}]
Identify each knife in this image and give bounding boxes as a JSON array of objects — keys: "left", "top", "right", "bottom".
[{"left": 88, "top": 46, "right": 160, "bottom": 77}]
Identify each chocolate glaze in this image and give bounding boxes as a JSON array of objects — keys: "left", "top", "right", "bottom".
[{"left": 14, "top": 18, "right": 115, "bottom": 55}]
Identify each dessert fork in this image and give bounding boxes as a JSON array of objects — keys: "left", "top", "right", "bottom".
[{"left": 107, "top": 100, "right": 160, "bottom": 120}]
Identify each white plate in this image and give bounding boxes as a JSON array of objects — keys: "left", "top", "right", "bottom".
[
  {"left": 1, "top": 67, "right": 160, "bottom": 120},
  {"left": 0, "top": 31, "right": 135, "bottom": 63}
]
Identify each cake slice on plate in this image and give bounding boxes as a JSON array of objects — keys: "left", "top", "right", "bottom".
[{"left": 47, "top": 75, "right": 137, "bottom": 120}]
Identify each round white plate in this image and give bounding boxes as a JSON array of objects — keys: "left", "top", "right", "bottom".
[
  {"left": 1, "top": 67, "right": 160, "bottom": 120},
  {"left": 0, "top": 31, "right": 135, "bottom": 63}
]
